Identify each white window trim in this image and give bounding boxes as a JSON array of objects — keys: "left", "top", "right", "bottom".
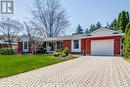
[
  {"left": 71, "top": 39, "right": 81, "bottom": 52},
  {"left": 23, "top": 41, "right": 29, "bottom": 52}
]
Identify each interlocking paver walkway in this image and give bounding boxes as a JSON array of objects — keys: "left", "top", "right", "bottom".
[{"left": 0, "top": 56, "right": 130, "bottom": 87}]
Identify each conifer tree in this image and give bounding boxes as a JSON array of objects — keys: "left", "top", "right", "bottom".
[
  {"left": 126, "top": 11, "right": 129, "bottom": 24},
  {"left": 106, "top": 22, "right": 109, "bottom": 28},
  {"left": 75, "top": 24, "right": 84, "bottom": 34},
  {"left": 117, "top": 11, "right": 129, "bottom": 32},
  {"left": 85, "top": 28, "right": 89, "bottom": 34},
  {"left": 117, "top": 12, "right": 121, "bottom": 30},
  {"left": 124, "top": 22, "right": 130, "bottom": 58},
  {"left": 96, "top": 22, "right": 102, "bottom": 29},
  {"left": 109, "top": 18, "right": 117, "bottom": 30},
  {"left": 89, "top": 24, "right": 96, "bottom": 33},
  {"left": 120, "top": 11, "right": 127, "bottom": 32}
]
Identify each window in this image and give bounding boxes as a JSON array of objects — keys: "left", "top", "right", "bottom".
[
  {"left": 73, "top": 40, "right": 79, "bottom": 49},
  {"left": 24, "top": 42, "right": 28, "bottom": 49},
  {"left": 47, "top": 42, "right": 54, "bottom": 51},
  {"left": 49, "top": 42, "right": 54, "bottom": 51}
]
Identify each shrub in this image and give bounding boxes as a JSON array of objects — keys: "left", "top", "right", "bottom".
[
  {"left": 53, "top": 51, "right": 62, "bottom": 57},
  {"left": 63, "top": 47, "right": 70, "bottom": 56},
  {"left": 55, "top": 49, "right": 62, "bottom": 52},
  {"left": 53, "top": 48, "right": 70, "bottom": 57},
  {"left": 0, "top": 48, "right": 15, "bottom": 55}
]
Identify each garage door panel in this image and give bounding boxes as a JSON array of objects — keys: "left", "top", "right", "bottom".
[{"left": 91, "top": 40, "right": 114, "bottom": 56}]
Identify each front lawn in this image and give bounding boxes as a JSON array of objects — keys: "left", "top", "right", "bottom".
[{"left": 0, "top": 54, "right": 67, "bottom": 78}]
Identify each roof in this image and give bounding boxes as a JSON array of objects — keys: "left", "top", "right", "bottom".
[
  {"left": 0, "top": 34, "right": 20, "bottom": 38},
  {"left": 89, "top": 28, "right": 122, "bottom": 35},
  {"left": 43, "top": 34, "right": 84, "bottom": 42},
  {"left": 43, "top": 28, "right": 124, "bottom": 41},
  {"left": 19, "top": 28, "right": 125, "bottom": 42},
  {"left": 82, "top": 28, "right": 124, "bottom": 38}
]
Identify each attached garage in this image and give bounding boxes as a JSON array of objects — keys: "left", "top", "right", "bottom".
[
  {"left": 84, "top": 28, "right": 123, "bottom": 56},
  {"left": 91, "top": 39, "right": 114, "bottom": 56}
]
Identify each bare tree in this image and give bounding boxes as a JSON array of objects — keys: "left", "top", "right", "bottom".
[
  {"left": 23, "top": 21, "right": 46, "bottom": 53},
  {"left": 30, "top": 0, "right": 70, "bottom": 38},
  {"left": 0, "top": 18, "right": 23, "bottom": 48}
]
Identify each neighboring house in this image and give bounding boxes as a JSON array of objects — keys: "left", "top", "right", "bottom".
[
  {"left": 0, "top": 35, "right": 18, "bottom": 50},
  {"left": 18, "top": 28, "right": 124, "bottom": 56}
]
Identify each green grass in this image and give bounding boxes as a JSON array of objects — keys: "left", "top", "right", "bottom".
[{"left": 0, "top": 54, "right": 67, "bottom": 78}]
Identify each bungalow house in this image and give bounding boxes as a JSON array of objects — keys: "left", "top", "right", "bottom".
[{"left": 18, "top": 28, "right": 124, "bottom": 56}]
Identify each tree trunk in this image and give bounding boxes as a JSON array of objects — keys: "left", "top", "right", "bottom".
[{"left": 8, "top": 41, "right": 12, "bottom": 49}]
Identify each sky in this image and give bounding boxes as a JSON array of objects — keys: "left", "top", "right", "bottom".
[{"left": 15, "top": 0, "right": 130, "bottom": 35}]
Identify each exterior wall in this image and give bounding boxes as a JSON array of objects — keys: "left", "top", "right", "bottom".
[
  {"left": 114, "top": 36, "right": 121, "bottom": 56},
  {"left": 63, "top": 35, "right": 121, "bottom": 55},
  {"left": 81, "top": 39, "right": 86, "bottom": 54},
  {"left": 18, "top": 41, "right": 32, "bottom": 53},
  {"left": 63, "top": 40, "right": 71, "bottom": 51},
  {"left": 0, "top": 43, "right": 9, "bottom": 48},
  {"left": 82, "top": 36, "right": 122, "bottom": 56},
  {"left": 64, "top": 40, "right": 82, "bottom": 53},
  {"left": 29, "top": 41, "right": 32, "bottom": 53},
  {"left": 0, "top": 43, "right": 17, "bottom": 49},
  {"left": 86, "top": 39, "right": 91, "bottom": 54},
  {"left": 18, "top": 42, "right": 23, "bottom": 53}
]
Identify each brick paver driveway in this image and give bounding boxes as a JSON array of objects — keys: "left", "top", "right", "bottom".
[{"left": 0, "top": 56, "right": 130, "bottom": 87}]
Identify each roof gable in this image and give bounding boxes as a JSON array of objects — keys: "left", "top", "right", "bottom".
[
  {"left": 19, "top": 35, "right": 30, "bottom": 42},
  {"left": 90, "top": 28, "right": 116, "bottom": 37}
]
